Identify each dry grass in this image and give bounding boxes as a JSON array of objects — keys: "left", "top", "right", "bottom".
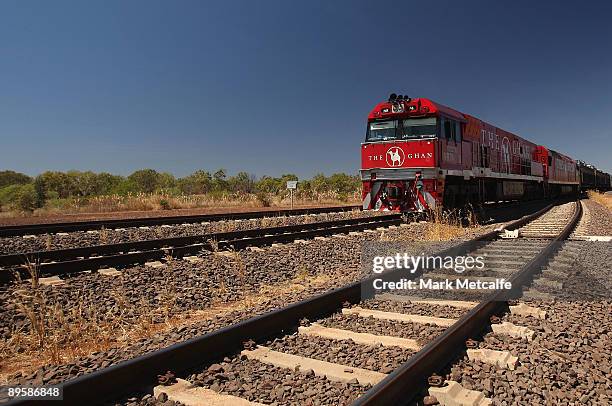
[
  {"left": 0, "top": 192, "right": 359, "bottom": 219},
  {"left": 423, "top": 207, "right": 479, "bottom": 241},
  {"left": 588, "top": 191, "right": 612, "bottom": 211},
  {"left": 0, "top": 263, "right": 342, "bottom": 383},
  {"left": 99, "top": 227, "right": 109, "bottom": 245},
  {"left": 0, "top": 278, "right": 180, "bottom": 382}
]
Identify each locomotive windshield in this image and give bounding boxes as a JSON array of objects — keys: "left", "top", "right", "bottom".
[{"left": 366, "top": 117, "right": 437, "bottom": 142}]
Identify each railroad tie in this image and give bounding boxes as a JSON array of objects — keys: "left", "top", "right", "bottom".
[
  {"left": 509, "top": 303, "right": 546, "bottom": 319},
  {"left": 144, "top": 261, "right": 166, "bottom": 268},
  {"left": 98, "top": 268, "right": 122, "bottom": 277},
  {"left": 522, "top": 289, "right": 553, "bottom": 301},
  {"left": 298, "top": 323, "right": 421, "bottom": 350},
  {"left": 35, "top": 275, "right": 65, "bottom": 286},
  {"left": 375, "top": 293, "right": 478, "bottom": 309},
  {"left": 154, "top": 378, "right": 264, "bottom": 406},
  {"left": 428, "top": 381, "right": 492, "bottom": 406},
  {"left": 183, "top": 255, "right": 205, "bottom": 263},
  {"left": 466, "top": 348, "right": 518, "bottom": 370},
  {"left": 241, "top": 346, "right": 386, "bottom": 386},
  {"left": 342, "top": 307, "right": 457, "bottom": 327},
  {"left": 532, "top": 277, "right": 563, "bottom": 290},
  {"left": 491, "top": 322, "right": 535, "bottom": 341}
]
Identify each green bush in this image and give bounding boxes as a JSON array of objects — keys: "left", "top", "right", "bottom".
[
  {"left": 0, "top": 184, "right": 23, "bottom": 208},
  {"left": 17, "top": 184, "right": 38, "bottom": 212},
  {"left": 0, "top": 170, "right": 31, "bottom": 188},
  {"left": 159, "top": 199, "right": 171, "bottom": 210}
]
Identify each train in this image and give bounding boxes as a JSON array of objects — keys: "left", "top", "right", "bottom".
[
  {"left": 361, "top": 94, "right": 611, "bottom": 212},
  {"left": 577, "top": 160, "right": 611, "bottom": 192}
]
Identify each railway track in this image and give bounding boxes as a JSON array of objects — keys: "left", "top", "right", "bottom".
[
  {"left": 0, "top": 205, "right": 360, "bottom": 237},
  {"left": 0, "top": 214, "right": 401, "bottom": 284},
  {"left": 5, "top": 200, "right": 582, "bottom": 406}
]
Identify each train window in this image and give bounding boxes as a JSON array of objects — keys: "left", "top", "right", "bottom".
[
  {"left": 455, "top": 122, "right": 462, "bottom": 142},
  {"left": 443, "top": 119, "right": 455, "bottom": 140},
  {"left": 366, "top": 120, "right": 398, "bottom": 141},
  {"left": 400, "top": 117, "right": 437, "bottom": 139}
]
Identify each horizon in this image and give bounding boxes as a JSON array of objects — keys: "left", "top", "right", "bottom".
[{"left": 1, "top": 1, "right": 611, "bottom": 176}]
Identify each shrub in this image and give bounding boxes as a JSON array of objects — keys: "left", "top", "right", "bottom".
[
  {"left": 255, "top": 192, "right": 272, "bottom": 207},
  {"left": 0, "top": 184, "right": 23, "bottom": 208},
  {"left": 17, "top": 184, "right": 38, "bottom": 212},
  {"left": 159, "top": 199, "right": 171, "bottom": 210},
  {"left": 0, "top": 170, "right": 31, "bottom": 188}
]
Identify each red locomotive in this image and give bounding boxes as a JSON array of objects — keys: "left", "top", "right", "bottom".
[{"left": 360, "top": 94, "right": 591, "bottom": 212}]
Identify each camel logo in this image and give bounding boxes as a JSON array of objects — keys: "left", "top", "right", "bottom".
[{"left": 386, "top": 146, "right": 405, "bottom": 167}]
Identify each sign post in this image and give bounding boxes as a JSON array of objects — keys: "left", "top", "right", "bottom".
[{"left": 286, "top": 180, "right": 298, "bottom": 209}]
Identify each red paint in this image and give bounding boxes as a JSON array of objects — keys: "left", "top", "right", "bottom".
[{"left": 361, "top": 140, "right": 435, "bottom": 169}]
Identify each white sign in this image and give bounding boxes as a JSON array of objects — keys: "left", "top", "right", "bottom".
[{"left": 286, "top": 181, "right": 298, "bottom": 189}]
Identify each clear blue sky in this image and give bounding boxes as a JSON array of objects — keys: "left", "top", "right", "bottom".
[{"left": 1, "top": 0, "right": 611, "bottom": 178}]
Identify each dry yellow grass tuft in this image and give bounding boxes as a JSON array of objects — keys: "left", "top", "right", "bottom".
[
  {"left": 0, "top": 263, "right": 346, "bottom": 384},
  {"left": 423, "top": 206, "right": 478, "bottom": 241},
  {"left": 587, "top": 191, "right": 612, "bottom": 211}
]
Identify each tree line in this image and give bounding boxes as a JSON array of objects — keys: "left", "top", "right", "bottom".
[{"left": 0, "top": 169, "right": 361, "bottom": 212}]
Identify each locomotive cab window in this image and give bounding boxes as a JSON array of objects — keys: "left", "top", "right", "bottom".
[
  {"left": 366, "top": 120, "right": 398, "bottom": 141},
  {"left": 455, "top": 122, "right": 462, "bottom": 142},
  {"left": 400, "top": 117, "right": 437, "bottom": 139},
  {"left": 442, "top": 117, "right": 457, "bottom": 141},
  {"left": 366, "top": 117, "right": 437, "bottom": 142}
]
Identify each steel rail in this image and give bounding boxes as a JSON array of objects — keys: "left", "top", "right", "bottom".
[
  {"left": 353, "top": 200, "right": 582, "bottom": 406},
  {"left": 4, "top": 203, "right": 554, "bottom": 406},
  {"left": 0, "top": 215, "right": 401, "bottom": 284},
  {"left": 0, "top": 205, "right": 360, "bottom": 237}
]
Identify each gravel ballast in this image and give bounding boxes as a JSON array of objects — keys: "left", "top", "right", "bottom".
[
  {"left": 0, "top": 211, "right": 379, "bottom": 255},
  {"left": 187, "top": 356, "right": 369, "bottom": 405},
  {"left": 318, "top": 313, "right": 447, "bottom": 346},
  {"left": 1, "top": 223, "right": 469, "bottom": 388},
  {"left": 442, "top": 300, "right": 612, "bottom": 405},
  {"left": 264, "top": 333, "right": 414, "bottom": 373}
]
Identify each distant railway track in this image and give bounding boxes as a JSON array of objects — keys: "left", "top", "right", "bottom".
[
  {"left": 0, "top": 214, "right": 400, "bottom": 284},
  {"left": 0, "top": 205, "right": 360, "bottom": 237},
  {"left": 5, "top": 200, "right": 583, "bottom": 406}
]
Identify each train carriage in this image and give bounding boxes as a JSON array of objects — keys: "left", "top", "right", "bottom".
[{"left": 577, "top": 161, "right": 610, "bottom": 192}]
